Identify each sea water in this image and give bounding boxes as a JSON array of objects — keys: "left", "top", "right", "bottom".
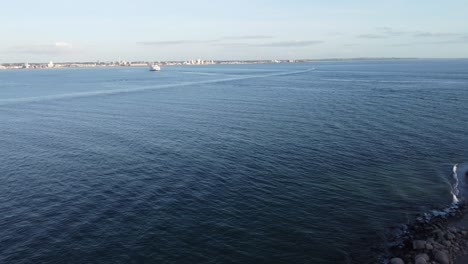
[{"left": 1, "top": 60, "right": 467, "bottom": 263}]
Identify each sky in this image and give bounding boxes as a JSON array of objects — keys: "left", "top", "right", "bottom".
[{"left": 1, "top": 0, "right": 467, "bottom": 62}]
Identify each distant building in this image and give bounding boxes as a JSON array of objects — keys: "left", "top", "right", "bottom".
[
  {"left": 23, "top": 63, "right": 30, "bottom": 69},
  {"left": 48, "top": 61, "right": 54, "bottom": 68}
]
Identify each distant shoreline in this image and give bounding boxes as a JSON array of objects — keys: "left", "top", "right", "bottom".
[
  {"left": 1, "top": 57, "right": 466, "bottom": 70},
  {"left": 0, "top": 58, "right": 433, "bottom": 70}
]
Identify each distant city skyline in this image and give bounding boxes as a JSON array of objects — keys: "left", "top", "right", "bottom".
[{"left": 1, "top": 0, "right": 468, "bottom": 62}]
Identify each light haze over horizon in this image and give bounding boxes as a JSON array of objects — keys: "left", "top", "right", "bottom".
[{"left": 1, "top": 0, "right": 467, "bottom": 63}]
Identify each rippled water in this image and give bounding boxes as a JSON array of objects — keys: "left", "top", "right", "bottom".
[{"left": 1, "top": 60, "right": 467, "bottom": 263}]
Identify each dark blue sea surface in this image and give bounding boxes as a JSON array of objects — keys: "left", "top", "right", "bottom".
[{"left": 1, "top": 60, "right": 467, "bottom": 263}]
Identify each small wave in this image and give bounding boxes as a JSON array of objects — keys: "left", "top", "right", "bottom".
[
  {"left": 384, "top": 163, "right": 468, "bottom": 262},
  {"left": 453, "top": 162, "right": 468, "bottom": 202},
  {"left": 413, "top": 163, "right": 465, "bottom": 222},
  {"left": 452, "top": 164, "right": 460, "bottom": 203},
  {"left": 383, "top": 165, "right": 468, "bottom": 264}
]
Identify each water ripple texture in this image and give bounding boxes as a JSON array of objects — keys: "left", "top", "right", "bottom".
[{"left": 0, "top": 60, "right": 467, "bottom": 264}]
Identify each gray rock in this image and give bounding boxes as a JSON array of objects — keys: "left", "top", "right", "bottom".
[
  {"left": 426, "top": 243, "right": 434, "bottom": 250},
  {"left": 390, "top": 258, "right": 405, "bottom": 264},
  {"left": 413, "top": 240, "right": 426, "bottom": 250},
  {"left": 445, "top": 232, "right": 456, "bottom": 240},
  {"left": 433, "top": 242, "right": 444, "bottom": 250},
  {"left": 462, "top": 230, "right": 467, "bottom": 236},
  {"left": 435, "top": 231, "right": 445, "bottom": 240},
  {"left": 442, "top": 240, "right": 451, "bottom": 247},
  {"left": 434, "top": 250, "right": 450, "bottom": 264},
  {"left": 415, "top": 253, "right": 430, "bottom": 261},
  {"left": 415, "top": 257, "right": 427, "bottom": 264},
  {"left": 415, "top": 254, "right": 430, "bottom": 264}
]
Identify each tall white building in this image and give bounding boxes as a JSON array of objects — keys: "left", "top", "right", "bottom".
[{"left": 48, "top": 61, "right": 54, "bottom": 68}]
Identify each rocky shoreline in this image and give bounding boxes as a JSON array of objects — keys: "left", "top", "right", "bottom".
[{"left": 385, "top": 203, "right": 468, "bottom": 264}]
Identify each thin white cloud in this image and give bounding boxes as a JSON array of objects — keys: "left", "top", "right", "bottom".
[
  {"left": 137, "top": 36, "right": 275, "bottom": 46},
  {"left": 137, "top": 40, "right": 218, "bottom": 45},
  {"left": 10, "top": 42, "right": 73, "bottom": 54},
  {"left": 376, "top": 27, "right": 407, "bottom": 36},
  {"left": 55, "top": 42, "right": 72, "bottom": 48},
  {"left": 221, "top": 35, "right": 274, "bottom": 40},
  {"left": 357, "top": 34, "right": 386, "bottom": 39},
  {"left": 255, "top": 40, "right": 323, "bottom": 47},
  {"left": 215, "top": 40, "right": 323, "bottom": 48},
  {"left": 390, "top": 39, "right": 468, "bottom": 46},
  {"left": 359, "top": 27, "right": 467, "bottom": 39},
  {"left": 412, "top": 32, "right": 465, "bottom": 38},
  {"left": 137, "top": 37, "right": 323, "bottom": 48}
]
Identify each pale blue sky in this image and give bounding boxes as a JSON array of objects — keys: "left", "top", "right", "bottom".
[{"left": 1, "top": 0, "right": 467, "bottom": 62}]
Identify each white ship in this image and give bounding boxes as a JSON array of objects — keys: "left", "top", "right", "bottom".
[{"left": 149, "top": 64, "right": 161, "bottom": 71}]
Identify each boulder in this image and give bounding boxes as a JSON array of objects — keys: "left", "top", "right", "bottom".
[
  {"left": 415, "top": 257, "right": 427, "bottom": 264},
  {"left": 434, "top": 250, "right": 450, "bottom": 264},
  {"left": 413, "top": 240, "right": 426, "bottom": 250},
  {"left": 415, "top": 253, "right": 429, "bottom": 261},
  {"left": 442, "top": 240, "right": 451, "bottom": 247},
  {"left": 390, "top": 258, "right": 405, "bottom": 264},
  {"left": 445, "top": 232, "right": 456, "bottom": 240},
  {"left": 426, "top": 243, "right": 434, "bottom": 250},
  {"left": 414, "top": 253, "right": 430, "bottom": 264},
  {"left": 433, "top": 242, "right": 444, "bottom": 250},
  {"left": 435, "top": 231, "right": 445, "bottom": 240}
]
